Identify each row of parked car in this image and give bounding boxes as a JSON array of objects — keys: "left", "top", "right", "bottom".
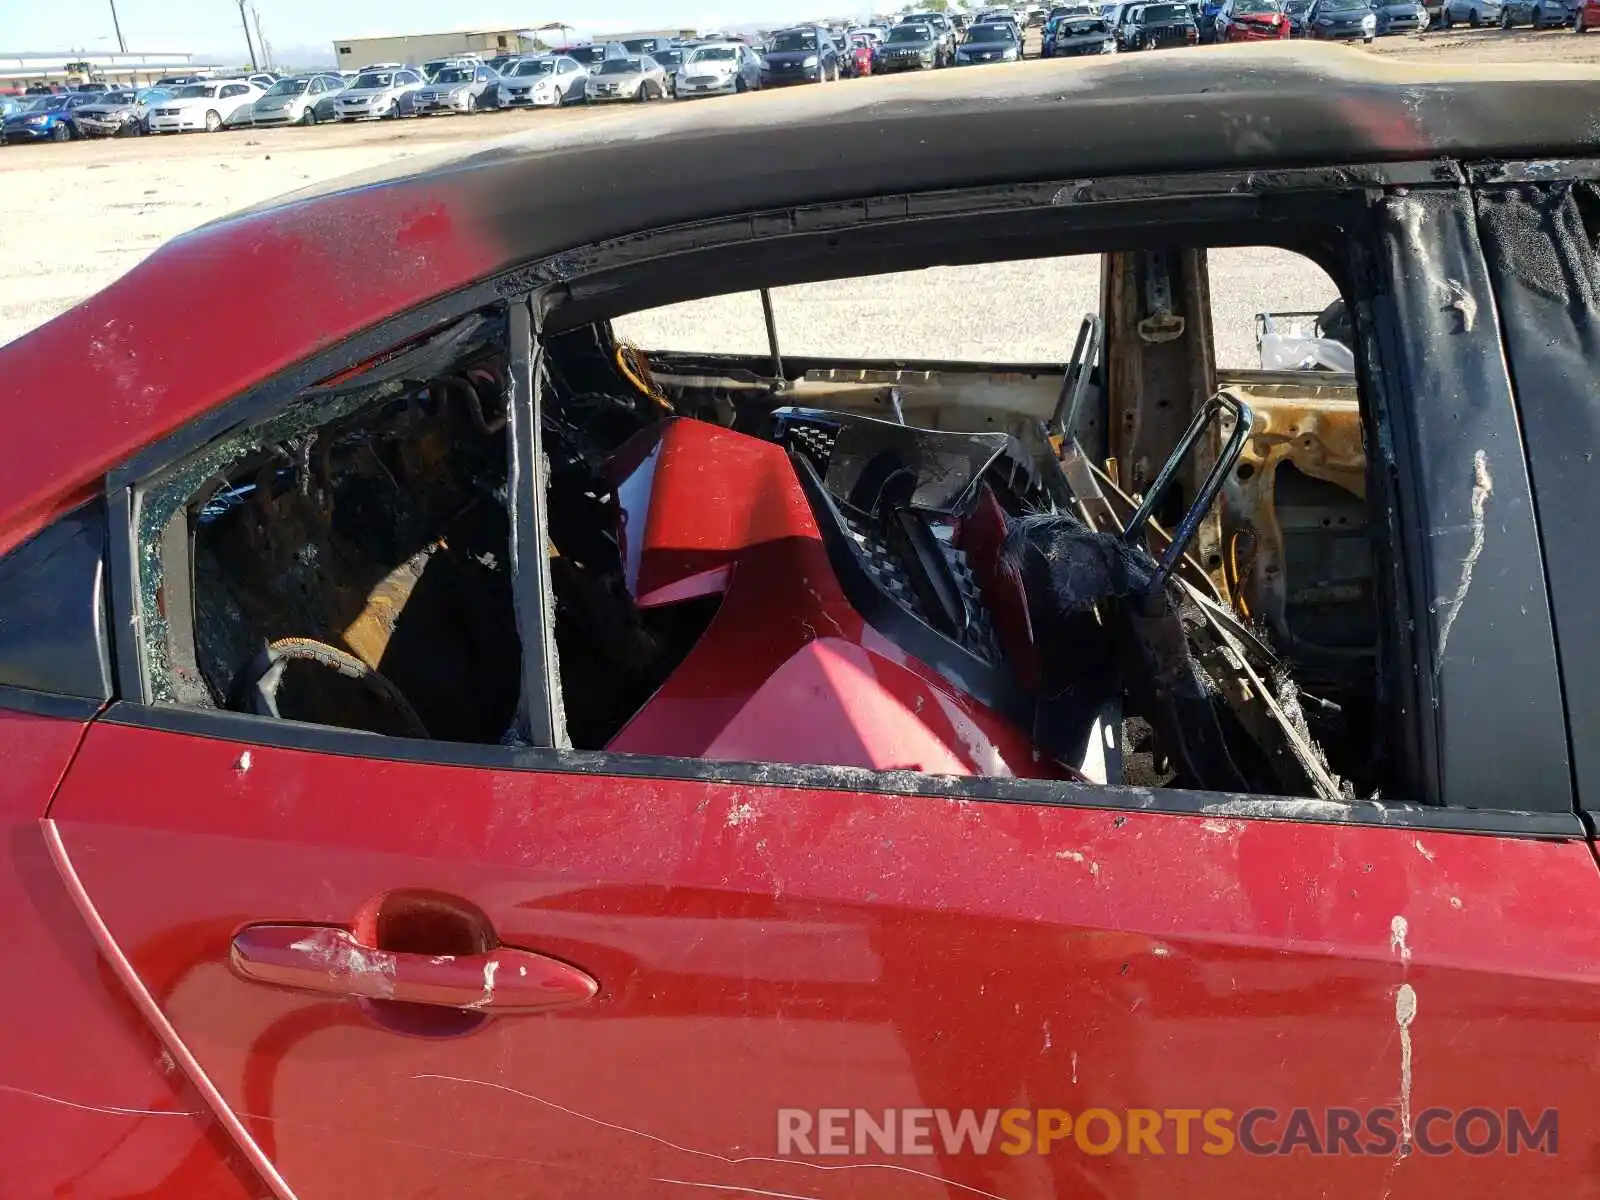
[
  {"left": 0, "top": 13, "right": 1040, "bottom": 145},
  {"left": 9, "top": 0, "right": 1585, "bottom": 146}
]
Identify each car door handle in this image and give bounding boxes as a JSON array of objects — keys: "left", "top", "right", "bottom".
[{"left": 230, "top": 924, "right": 598, "bottom": 1013}]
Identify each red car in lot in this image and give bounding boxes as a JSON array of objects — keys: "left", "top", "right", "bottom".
[
  {"left": 847, "top": 34, "right": 877, "bottom": 74},
  {"left": 1575, "top": 0, "right": 1600, "bottom": 27},
  {"left": 4, "top": 44, "right": 1600, "bottom": 1199},
  {"left": 1218, "top": 0, "right": 1296, "bottom": 35}
]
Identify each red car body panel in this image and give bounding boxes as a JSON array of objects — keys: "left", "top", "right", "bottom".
[
  {"left": 606, "top": 419, "right": 1049, "bottom": 775},
  {"left": 0, "top": 711, "right": 256, "bottom": 1198},
  {"left": 47, "top": 719, "right": 1600, "bottom": 1198},
  {"left": 1578, "top": 0, "right": 1600, "bottom": 23},
  {"left": 1224, "top": 12, "right": 1293, "bottom": 37}
]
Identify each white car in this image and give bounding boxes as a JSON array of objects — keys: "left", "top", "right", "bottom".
[
  {"left": 675, "top": 43, "right": 764, "bottom": 97},
  {"left": 334, "top": 68, "right": 425, "bottom": 121},
  {"left": 495, "top": 56, "right": 588, "bottom": 108},
  {"left": 147, "top": 80, "right": 263, "bottom": 133}
]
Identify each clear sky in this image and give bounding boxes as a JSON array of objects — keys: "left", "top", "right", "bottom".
[{"left": 0, "top": 0, "right": 865, "bottom": 66}]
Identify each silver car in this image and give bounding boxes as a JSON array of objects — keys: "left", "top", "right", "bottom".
[
  {"left": 249, "top": 74, "right": 346, "bottom": 127},
  {"left": 675, "top": 43, "right": 763, "bottom": 97},
  {"left": 334, "top": 68, "right": 425, "bottom": 120},
  {"left": 70, "top": 88, "right": 164, "bottom": 137},
  {"left": 414, "top": 64, "right": 501, "bottom": 115},
  {"left": 495, "top": 56, "right": 589, "bottom": 108},
  {"left": 1440, "top": 0, "right": 1502, "bottom": 21},
  {"left": 585, "top": 55, "right": 670, "bottom": 103}
]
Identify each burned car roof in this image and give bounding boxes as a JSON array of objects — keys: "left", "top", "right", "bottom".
[{"left": 3, "top": 42, "right": 1600, "bottom": 554}]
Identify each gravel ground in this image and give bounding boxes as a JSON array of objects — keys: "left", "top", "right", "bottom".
[{"left": 0, "top": 27, "right": 1587, "bottom": 357}]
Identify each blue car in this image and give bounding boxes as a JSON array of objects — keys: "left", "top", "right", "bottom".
[
  {"left": 1200, "top": 0, "right": 1227, "bottom": 36},
  {"left": 2, "top": 94, "right": 78, "bottom": 143}
]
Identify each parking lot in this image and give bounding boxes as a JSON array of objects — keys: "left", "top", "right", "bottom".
[{"left": 1, "top": 27, "right": 1592, "bottom": 353}]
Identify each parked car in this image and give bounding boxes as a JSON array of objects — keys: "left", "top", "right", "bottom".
[
  {"left": 147, "top": 80, "right": 262, "bottom": 133},
  {"left": 651, "top": 46, "right": 688, "bottom": 91},
  {"left": 1307, "top": 0, "right": 1381, "bottom": 36},
  {"left": 1045, "top": 11, "right": 1121, "bottom": 49},
  {"left": 69, "top": 88, "right": 167, "bottom": 136},
  {"left": 420, "top": 56, "right": 484, "bottom": 81},
  {"left": 333, "top": 68, "right": 424, "bottom": 120},
  {"left": 1, "top": 93, "right": 78, "bottom": 142},
  {"left": 1119, "top": 0, "right": 1202, "bottom": 44},
  {"left": 901, "top": 10, "right": 961, "bottom": 58},
  {"left": 556, "top": 43, "right": 630, "bottom": 70},
  {"left": 1198, "top": 0, "right": 1229, "bottom": 34},
  {"left": 415, "top": 64, "right": 501, "bottom": 115},
  {"left": 1217, "top": 0, "right": 1294, "bottom": 36},
  {"left": 621, "top": 36, "right": 668, "bottom": 54},
  {"left": 356, "top": 62, "right": 405, "bottom": 71},
  {"left": 1027, "top": 3, "right": 1052, "bottom": 20},
  {"left": 495, "top": 56, "right": 588, "bottom": 107},
  {"left": 1576, "top": 0, "right": 1600, "bottom": 26},
  {"left": 245, "top": 73, "right": 280, "bottom": 91},
  {"left": 585, "top": 55, "right": 669, "bottom": 103},
  {"left": 844, "top": 33, "right": 878, "bottom": 74},
  {"left": 1498, "top": 0, "right": 1570, "bottom": 24},
  {"left": 1370, "top": 0, "right": 1428, "bottom": 27},
  {"left": 876, "top": 21, "right": 943, "bottom": 69},
  {"left": 955, "top": 20, "right": 1025, "bottom": 60},
  {"left": 762, "top": 26, "right": 844, "bottom": 83},
  {"left": 676, "top": 42, "right": 764, "bottom": 95},
  {"left": 248, "top": 74, "right": 346, "bottom": 127},
  {"left": 1440, "top": 0, "right": 1502, "bottom": 22},
  {"left": 154, "top": 73, "right": 206, "bottom": 86},
  {"left": 484, "top": 54, "right": 517, "bottom": 73},
  {"left": 1283, "top": 0, "right": 1318, "bottom": 29}
]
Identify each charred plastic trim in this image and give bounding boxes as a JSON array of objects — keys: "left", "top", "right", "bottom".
[
  {"left": 1474, "top": 183, "right": 1600, "bottom": 812},
  {"left": 791, "top": 453, "right": 1033, "bottom": 725},
  {"left": 0, "top": 499, "right": 112, "bottom": 701},
  {"left": 100, "top": 700, "right": 1586, "bottom": 840},
  {"left": 107, "top": 485, "right": 145, "bottom": 705},
  {"left": 0, "top": 683, "right": 104, "bottom": 722},
  {"left": 508, "top": 304, "right": 563, "bottom": 748},
  {"left": 542, "top": 185, "right": 1372, "bottom": 333},
  {"left": 1468, "top": 159, "right": 1600, "bottom": 185},
  {"left": 1370, "top": 187, "right": 1571, "bottom": 813}
]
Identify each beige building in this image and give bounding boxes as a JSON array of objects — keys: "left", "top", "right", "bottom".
[{"left": 331, "top": 30, "right": 536, "bottom": 70}]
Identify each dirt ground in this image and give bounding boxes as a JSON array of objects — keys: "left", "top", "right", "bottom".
[{"left": 0, "top": 27, "right": 1590, "bottom": 355}]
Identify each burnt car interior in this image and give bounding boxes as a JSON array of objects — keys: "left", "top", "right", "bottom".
[{"left": 140, "top": 204, "right": 1408, "bottom": 805}]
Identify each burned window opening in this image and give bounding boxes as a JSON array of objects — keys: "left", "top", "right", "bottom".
[
  {"left": 137, "top": 307, "right": 520, "bottom": 745},
  {"left": 531, "top": 242, "right": 1394, "bottom": 800},
  {"left": 129, "top": 236, "right": 1396, "bottom": 803}
]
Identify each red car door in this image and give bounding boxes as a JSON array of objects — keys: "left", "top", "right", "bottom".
[{"left": 47, "top": 714, "right": 1600, "bottom": 1200}]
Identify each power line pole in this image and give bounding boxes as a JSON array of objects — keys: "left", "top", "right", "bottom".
[
  {"left": 107, "top": 0, "right": 127, "bottom": 52},
  {"left": 236, "top": 0, "right": 259, "bottom": 69},
  {"left": 252, "top": 6, "right": 272, "bottom": 71}
]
